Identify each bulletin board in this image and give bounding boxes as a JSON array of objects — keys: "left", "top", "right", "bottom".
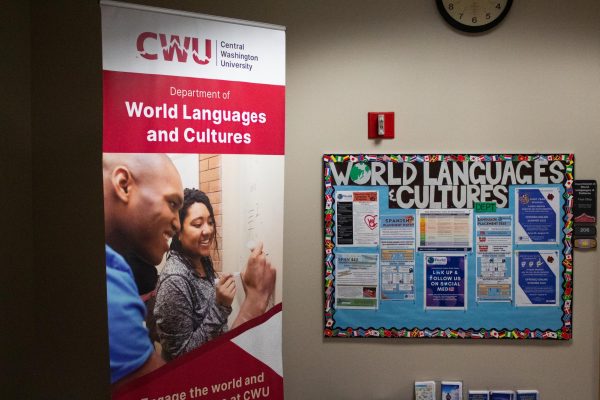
[{"left": 323, "top": 154, "right": 574, "bottom": 340}]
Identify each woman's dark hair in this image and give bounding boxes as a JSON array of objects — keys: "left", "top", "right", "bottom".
[{"left": 169, "top": 188, "right": 218, "bottom": 283}]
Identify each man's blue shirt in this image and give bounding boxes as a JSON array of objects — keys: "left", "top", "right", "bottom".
[{"left": 106, "top": 245, "right": 154, "bottom": 384}]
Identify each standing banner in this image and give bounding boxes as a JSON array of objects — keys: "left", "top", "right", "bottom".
[
  {"left": 101, "top": 2, "right": 285, "bottom": 398},
  {"left": 323, "top": 154, "right": 574, "bottom": 340}
]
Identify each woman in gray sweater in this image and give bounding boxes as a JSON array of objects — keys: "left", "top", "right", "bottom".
[{"left": 154, "top": 189, "right": 236, "bottom": 361}]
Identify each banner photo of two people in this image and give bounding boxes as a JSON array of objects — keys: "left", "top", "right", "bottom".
[{"left": 101, "top": 2, "right": 285, "bottom": 399}]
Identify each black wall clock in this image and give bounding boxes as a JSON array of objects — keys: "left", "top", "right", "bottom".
[{"left": 436, "top": 0, "right": 513, "bottom": 33}]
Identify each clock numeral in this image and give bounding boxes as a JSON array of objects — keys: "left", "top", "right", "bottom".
[{"left": 437, "top": 0, "right": 512, "bottom": 31}]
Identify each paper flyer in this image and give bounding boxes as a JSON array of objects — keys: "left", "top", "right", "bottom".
[
  {"left": 516, "top": 250, "right": 560, "bottom": 307},
  {"left": 101, "top": 2, "right": 285, "bottom": 397},
  {"left": 335, "top": 190, "right": 379, "bottom": 247},
  {"left": 417, "top": 209, "right": 473, "bottom": 251},
  {"left": 476, "top": 215, "right": 513, "bottom": 302},
  {"left": 335, "top": 253, "right": 379, "bottom": 309},
  {"left": 415, "top": 381, "right": 436, "bottom": 400},
  {"left": 468, "top": 391, "right": 490, "bottom": 400},
  {"left": 441, "top": 381, "right": 463, "bottom": 400},
  {"left": 516, "top": 390, "right": 539, "bottom": 400},
  {"left": 516, "top": 187, "right": 560, "bottom": 245},
  {"left": 490, "top": 390, "right": 515, "bottom": 400},
  {"left": 380, "top": 215, "right": 415, "bottom": 301},
  {"left": 425, "top": 254, "right": 467, "bottom": 310}
]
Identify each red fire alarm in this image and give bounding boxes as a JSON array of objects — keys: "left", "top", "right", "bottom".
[{"left": 368, "top": 112, "right": 394, "bottom": 139}]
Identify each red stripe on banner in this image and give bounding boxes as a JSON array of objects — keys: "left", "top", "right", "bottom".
[
  {"left": 103, "top": 71, "right": 285, "bottom": 155},
  {"left": 114, "top": 303, "right": 283, "bottom": 400}
]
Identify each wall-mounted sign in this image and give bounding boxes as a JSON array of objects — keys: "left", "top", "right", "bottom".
[
  {"left": 573, "top": 180, "right": 597, "bottom": 223},
  {"left": 323, "top": 154, "right": 574, "bottom": 340},
  {"left": 573, "top": 180, "right": 596, "bottom": 249}
]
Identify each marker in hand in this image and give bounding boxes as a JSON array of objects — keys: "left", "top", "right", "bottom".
[
  {"left": 214, "top": 271, "right": 240, "bottom": 285},
  {"left": 213, "top": 241, "right": 268, "bottom": 284},
  {"left": 246, "top": 240, "right": 268, "bottom": 256}
]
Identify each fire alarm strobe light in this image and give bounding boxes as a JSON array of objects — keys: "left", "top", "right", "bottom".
[{"left": 368, "top": 112, "right": 394, "bottom": 139}]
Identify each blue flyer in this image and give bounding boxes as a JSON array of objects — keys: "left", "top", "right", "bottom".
[
  {"left": 441, "top": 381, "right": 463, "bottom": 400},
  {"left": 516, "top": 390, "right": 539, "bottom": 400},
  {"left": 516, "top": 251, "right": 559, "bottom": 307},
  {"left": 468, "top": 391, "right": 490, "bottom": 400},
  {"left": 516, "top": 187, "right": 560, "bottom": 244},
  {"left": 490, "top": 391, "right": 515, "bottom": 400},
  {"left": 425, "top": 254, "right": 467, "bottom": 310}
]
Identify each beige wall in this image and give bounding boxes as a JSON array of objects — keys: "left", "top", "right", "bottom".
[{"left": 28, "top": 1, "right": 599, "bottom": 399}]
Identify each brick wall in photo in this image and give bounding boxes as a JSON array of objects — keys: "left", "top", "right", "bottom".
[{"left": 199, "top": 154, "right": 222, "bottom": 272}]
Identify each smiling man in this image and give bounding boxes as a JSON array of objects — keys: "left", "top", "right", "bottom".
[
  {"left": 103, "top": 153, "right": 277, "bottom": 388},
  {"left": 103, "top": 153, "right": 183, "bottom": 386}
]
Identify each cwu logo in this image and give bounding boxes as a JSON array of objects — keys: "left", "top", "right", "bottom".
[{"left": 136, "top": 32, "right": 212, "bottom": 64}]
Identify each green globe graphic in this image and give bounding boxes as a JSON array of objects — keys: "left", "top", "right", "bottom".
[{"left": 350, "top": 163, "right": 371, "bottom": 184}]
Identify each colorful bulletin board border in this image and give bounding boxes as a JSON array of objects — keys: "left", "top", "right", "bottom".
[{"left": 323, "top": 154, "right": 574, "bottom": 340}]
